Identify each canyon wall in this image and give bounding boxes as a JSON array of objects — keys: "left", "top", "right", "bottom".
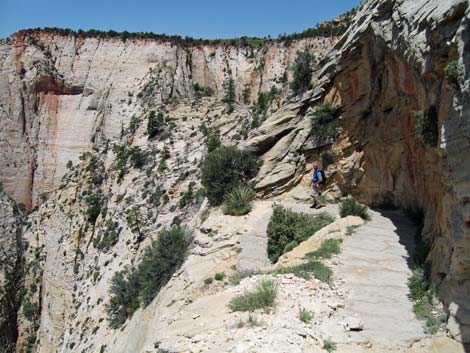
[
  {"left": 249, "top": 0, "right": 470, "bottom": 343},
  {"left": 0, "top": 33, "right": 336, "bottom": 209}
]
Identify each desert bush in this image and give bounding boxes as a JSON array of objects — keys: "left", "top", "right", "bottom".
[
  {"left": 223, "top": 186, "right": 254, "bottom": 216},
  {"left": 298, "top": 307, "right": 314, "bottom": 323},
  {"left": 105, "top": 269, "right": 140, "bottom": 328},
  {"left": 339, "top": 197, "right": 370, "bottom": 220},
  {"left": 267, "top": 205, "right": 335, "bottom": 262},
  {"left": 276, "top": 260, "right": 332, "bottom": 282},
  {"left": 128, "top": 115, "right": 140, "bottom": 134},
  {"left": 128, "top": 146, "right": 147, "bottom": 169},
  {"left": 147, "top": 111, "right": 164, "bottom": 138},
  {"left": 204, "top": 277, "right": 214, "bottom": 285},
  {"left": 106, "top": 226, "right": 190, "bottom": 327},
  {"left": 201, "top": 146, "right": 260, "bottom": 205},
  {"left": 415, "top": 110, "right": 438, "bottom": 147},
  {"left": 193, "top": 83, "right": 214, "bottom": 98},
  {"left": 23, "top": 300, "right": 40, "bottom": 321},
  {"left": 138, "top": 226, "right": 189, "bottom": 305},
  {"left": 323, "top": 338, "right": 337, "bottom": 352},
  {"left": 228, "top": 279, "right": 278, "bottom": 312},
  {"left": 214, "top": 272, "right": 225, "bottom": 281},
  {"left": 310, "top": 103, "right": 339, "bottom": 142},
  {"left": 291, "top": 49, "right": 316, "bottom": 93},
  {"left": 306, "top": 238, "right": 342, "bottom": 260},
  {"left": 205, "top": 130, "right": 221, "bottom": 153},
  {"left": 85, "top": 193, "right": 104, "bottom": 224},
  {"left": 178, "top": 181, "right": 196, "bottom": 209},
  {"left": 93, "top": 220, "right": 121, "bottom": 252},
  {"left": 444, "top": 60, "right": 459, "bottom": 86},
  {"left": 224, "top": 78, "right": 236, "bottom": 113},
  {"left": 321, "top": 152, "right": 334, "bottom": 168}
]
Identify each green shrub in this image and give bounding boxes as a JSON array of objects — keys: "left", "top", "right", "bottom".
[
  {"left": 408, "top": 268, "right": 439, "bottom": 333},
  {"left": 267, "top": 205, "right": 335, "bottom": 262},
  {"left": 223, "top": 186, "right": 254, "bottom": 216},
  {"left": 178, "top": 181, "right": 196, "bottom": 209},
  {"left": 224, "top": 78, "right": 236, "bottom": 113},
  {"left": 310, "top": 103, "right": 340, "bottom": 142},
  {"left": 147, "top": 111, "right": 164, "bottom": 139},
  {"left": 276, "top": 260, "right": 332, "bottom": 282},
  {"left": 444, "top": 60, "right": 459, "bottom": 86},
  {"left": 193, "top": 83, "right": 214, "bottom": 98},
  {"left": 298, "top": 307, "right": 314, "bottom": 323},
  {"left": 204, "top": 277, "right": 214, "bottom": 285},
  {"left": 339, "top": 197, "right": 370, "bottom": 220},
  {"left": 291, "top": 49, "right": 316, "bottom": 93},
  {"left": 214, "top": 272, "right": 225, "bottom": 281},
  {"left": 201, "top": 146, "right": 260, "bottom": 205},
  {"left": 23, "top": 300, "right": 40, "bottom": 321},
  {"left": 105, "top": 269, "right": 140, "bottom": 328},
  {"left": 323, "top": 338, "right": 337, "bottom": 352},
  {"left": 128, "top": 146, "right": 147, "bottom": 169},
  {"left": 85, "top": 193, "right": 104, "bottom": 224},
  {"left": 106, "top": 226, "right": 190, "bottom": 327},
  {"left": 138, "top": 226, "right": 189, "bottom": 305},
  {"left": 415, "top": 110, "right": 438, "bottom": 147},
  {"left": 321, "top": 152, "right": 334, "bottom": 168},
  {"left": 205, "top": 130, "right": 221, "bottom": 153},
  {"left": 306, "top": 238, "right": 342, "bottom": 260},
  {"left": 228, "top": 279, "right": 278, "bottom": 312},
  {"left": 128, "top": 115, "right": 140, "bottom": 134},
  {"left": 93, "top": 220, "right": 121, "bottom": 252}
]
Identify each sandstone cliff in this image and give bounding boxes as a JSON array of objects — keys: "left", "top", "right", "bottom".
[
  {"left": 0, "top": 191, "right": 23, "bottom": 352},
  {"left": 246, "top": 0, "right": 470, "bottom": 343}
]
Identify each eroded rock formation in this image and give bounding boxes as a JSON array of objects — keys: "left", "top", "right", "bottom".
[
  {"left": 0, "top": 33, "right": 336, "bottom": 209},
  {"left": 249, "top": 0, "right": 470, "bottom": 343}
]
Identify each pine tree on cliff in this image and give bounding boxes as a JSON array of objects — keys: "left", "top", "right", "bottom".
[
  {"left": 224, "top": 78, "right": 236, "bottom": 113},
  {"left": 291, "top": 49, "right": 316, "bottom": 94}
]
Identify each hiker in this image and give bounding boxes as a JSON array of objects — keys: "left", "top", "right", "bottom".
[{"left": 309, "top": 161, "right": 326, "bottom": 209}]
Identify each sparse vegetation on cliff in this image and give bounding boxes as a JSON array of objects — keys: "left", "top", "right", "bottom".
[
  {"left": 444, "top": 60, "right": 459, "bottom": 86},
  {"left": 310, "top": 103, "right": 340, "bottom": 143},
  {"left": 201, "top": 146, "right": 260, "bottom": 205},
  {"left": 229, "top": 279, "right": 278, "bottom": 313},
  {"left": 147, "top": 110, "right": 164, "bottom": 139},
  {"left": 106, "top": 226, "right": 189, "bottom": 327},
  {"left": 267, "top": 205, "right": 335, "bottom": 262},
  {"left": 290, "top": 49, "right": 316, "bottom": 93},
  {"left": 223, "top": 78, "right": 236, "bottom": 113},
  {"left": 415, "top": 110, "right": 438, "bottom": 147},
  {"left": 408, "top": 268, "right": 439, "bottom": 333},
  {"left": 193, "top": 83, "right": 214, "bottom": 98}
]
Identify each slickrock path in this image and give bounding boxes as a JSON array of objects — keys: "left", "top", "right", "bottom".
[
  {"left": 238, "top": 200, "right": 340, "bottom": 273},
  {"left": 238, "top": 201, "right": 274, "bottom": 273},
  {"left": 333, "top": 209, "right": 426, "bottom": 347}
]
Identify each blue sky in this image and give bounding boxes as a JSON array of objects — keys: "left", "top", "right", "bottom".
[{"left": 0, "top": 0, "right": 361, "bottom": 39}]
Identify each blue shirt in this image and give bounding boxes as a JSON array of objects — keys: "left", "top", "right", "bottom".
[{"left": 312, "top": 170, "right": 323, "bottom": 183}]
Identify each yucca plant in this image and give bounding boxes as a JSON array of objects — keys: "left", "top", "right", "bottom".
[{"left": 223, "top": 186, "right": 255, "bottom": 216}]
